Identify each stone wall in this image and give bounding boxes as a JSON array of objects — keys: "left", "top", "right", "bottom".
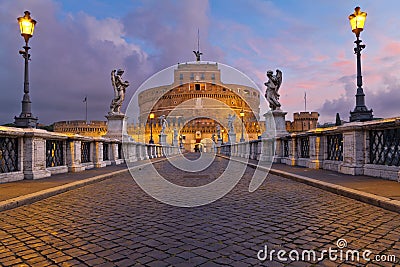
[
  {"left": 220, "top": 117, "right": 400, "bottom": 181},
  {"left": 0, "top": 126, "right": 179, "bottom": 184}
]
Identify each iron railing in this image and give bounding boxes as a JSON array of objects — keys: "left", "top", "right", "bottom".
[
  {"left": 299, "top": 137, "right": 310, "bottom": 158},
  {"left": 81, "top": 142, "right": 91, "bottom": 163},
  {"left": 327, "top": 134, "right": 343, "bottom": 161},
  {"left": 249, "top": 140, "right": 260, "bottom": 160},
  {"left": 46, "top": 140, "right": 64, "bottom": 167},
  {"left": 370, "top": 128, "right": 400, "bottom": 166},
  {"left": 118, "top": 143, "right": 122, "bottom": 159},
  {"left": 103, "top": 143, "right": 109, "bottom": 161},
  {"left": 283, "top": 139, "right": 289, "bottom": 157},
  {"left": 0, "top": 137, "right": 18, "bottom": 173}
]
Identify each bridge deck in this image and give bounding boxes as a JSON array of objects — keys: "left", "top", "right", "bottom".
[{"left": 0, "top": 153, "right": 399, "bottom": 266}]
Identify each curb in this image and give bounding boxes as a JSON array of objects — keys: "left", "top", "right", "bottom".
[
  {"left": 0, "top": 158, "right": 167, "bottom": 212},
  {"left": 218, "top": 155, "right": 400, "bottom": 214},
  {"left": 0, "top": 169, "right": 128, "bottom": 212}
]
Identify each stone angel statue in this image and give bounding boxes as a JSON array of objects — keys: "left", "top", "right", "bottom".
[
  {"left": 159, "top": 115, "right": 168, "bottom": 134},
  {"left": 109, "top": 69, "right": 130, "bottom": 115},
  {"left": 216, "top": 124, "right": 221, "bottom": 139},
  {"left": 264, "top": 69, "right": 282, "bottom": 111},
  {"left": 227, "top": 114, "right": 236, "bottom": 133}
]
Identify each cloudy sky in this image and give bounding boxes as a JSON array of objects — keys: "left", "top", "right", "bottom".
[{"left": 1, "top": 0, "right": 400, "bottom": 125}]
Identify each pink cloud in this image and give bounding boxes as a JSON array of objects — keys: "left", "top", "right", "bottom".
[{"left": 383, "top": 41, "right": 400, "bottom": 54}]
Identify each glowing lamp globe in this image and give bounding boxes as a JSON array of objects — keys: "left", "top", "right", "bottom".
[
  {"left": 348, "top": 6, "right": 367, "bottom": 37},
  {"left": 18, "top": 11, "right": 36, "bottom": 44}
]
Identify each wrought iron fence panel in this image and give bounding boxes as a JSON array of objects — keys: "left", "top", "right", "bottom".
[
  {"left": 227, "top": 145, "right": 231, "bottom": 156},
  {"left": 370, "top": 128, "right": 400, "bottom": 166},
  {"left": 300, "top": 137, "right": 310, "bottom": 158},
  {"left": 253, "top": 142, "right": 258, "bottom": 159},
  {"left": 327, "top": 134, "right": 343, "bottom": 161},
  {"left": 46, "top": 140, "right": 64, "bottom": 167},
  {"left": 103, "top": 143, "right": 109, "bottom": 161},
  {"left": 0, "top": 137, "right": 18, "bottom": 173},
  {"left": 118, "top": 143, "right": 122, "bottom": 159},
  {"left": 283, "top": 140, "right": 289, "bottom": 157},
  {"left": 81, "top": 142, "right": 91, "bottom": 163}
]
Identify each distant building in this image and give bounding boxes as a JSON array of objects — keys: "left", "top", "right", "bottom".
[
  {"left": 53, "top": 120, "right": 107, "bottom": 137},
  {"left": 286, "top": 112, "right": 319, "bottom": 133},
  {"left": 133, "top": 61, "right": 264, "bottom": 151}
]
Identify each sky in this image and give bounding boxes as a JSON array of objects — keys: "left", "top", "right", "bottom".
[{"left": 1, "top": 0, "right": 400, "bottom": 125}]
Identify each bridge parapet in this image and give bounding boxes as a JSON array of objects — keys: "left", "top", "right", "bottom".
[
  {"left": 0, "top": 126, "right": 179, "bottom": 183},
  {"left": 219, "top": 117, "right": 400, "bottom": 181}
]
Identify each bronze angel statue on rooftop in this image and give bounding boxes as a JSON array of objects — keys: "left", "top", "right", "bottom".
[
  {"left": 264, "top": 69, "right": 282, "bottom": 111},
  {"left": 193, "top": 50, "right": 202, "bottom": 62},
  {"left": 109, "top": 69, "right": 130, "bottom": 115}
]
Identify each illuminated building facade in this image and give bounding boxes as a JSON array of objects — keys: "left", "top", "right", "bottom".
[
  {"left": 285, "top": 112, "right": 319, "bottom": 133},
  {"left": 53, "top": 120, "right": 107, "bottom": 137},
  {"left": 132, "top": 62, "right": 264, "bottom": 151}
]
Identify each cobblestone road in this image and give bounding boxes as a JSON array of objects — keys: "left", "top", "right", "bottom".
[{"left": 1, "top": 154, "right": 400, "bottom": 266}]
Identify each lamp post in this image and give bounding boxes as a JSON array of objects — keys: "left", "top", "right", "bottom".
[
  {"left": 348, "top": 6, "right": 373, "bottom": 122},
  {"left": 221, "top": 129, "right": 225, "bottom": 145},
  {"left": 149, "top": 113, "right": 154, "bottom": 144},
  {"left": 239, "top": 109, "right": 245, "bottom": 142},
  {"left": 14, "top": 11, "right": 38, "bottom": 128}
]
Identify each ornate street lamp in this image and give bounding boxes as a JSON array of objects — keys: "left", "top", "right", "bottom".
[
  {"left": 348, "top": 6, "right": 373, "bottom": 122},
  {"left": 221, "top": 129, "right": 225, "bottom": 145},
  {"left": 239, "top": 109, "right": 245, "bottom": 142},
  {"left": 14, "top": 11, "right": 38, "bottom": 128},
  {"left": 149, "top": 113, "right": 155, "bottom": 144}
]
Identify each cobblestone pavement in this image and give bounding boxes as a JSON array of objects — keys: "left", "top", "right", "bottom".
[
  {"left": 1, "top": 154, "right": 400, "bottom": 266},
  {"left": 0, "top": 165, "right": 127, "bottom": 201}
]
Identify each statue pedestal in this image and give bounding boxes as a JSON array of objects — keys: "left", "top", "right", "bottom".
[
  {"left": 261, "top": 110, "right": 288, "bottom": 163},
  {"left": 172, "top": 138, "right": 178, "bottom": 146},
  {"left": 159, "top": 133, "right": 167, "bottom": 145},
  {"left": 104, "top": 113, "right": 127, "bottom": 141},
  {"left": 262, "top": 110, "right": 288, "bottom": 138},
  {"left": 228, "top": 133, "right": 236, "bottom": 144}
]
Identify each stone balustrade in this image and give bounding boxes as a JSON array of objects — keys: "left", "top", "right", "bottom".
[
  {"left": 219, "top": 117, "right": 400, "bottom": 181},
  {"left": 0, "top": 126, "right": 179, "bottom": 184}
]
